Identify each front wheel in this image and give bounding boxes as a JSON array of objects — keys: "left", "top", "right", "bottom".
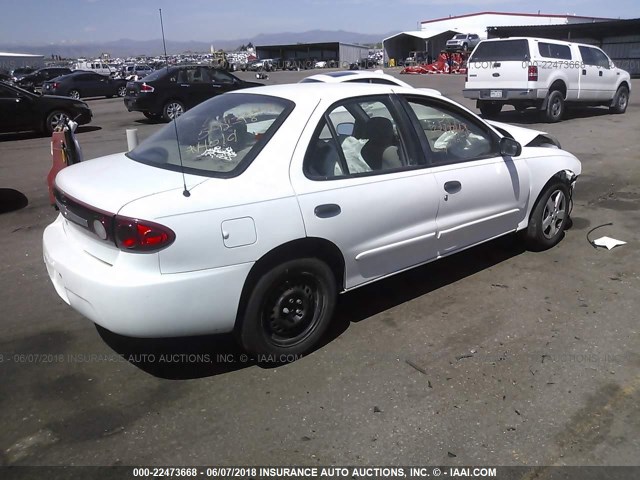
[
  {"left": 239, "top": 258, "right": 337, "bottom": 356},
  {"left": 45, "top": 110, "right": 69, "bottom": 135},
  {"left": 524, "top": 182, "right": 570, "bottom": 251},
  {"left": 610, "top": 85, "right": 629, "bottom": 114},
  {"left": 162, "top": 100, "right": 185, "bottom": 122}
]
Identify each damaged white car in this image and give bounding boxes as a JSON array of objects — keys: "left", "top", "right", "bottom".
[{"left": 43, "top": 83, "right": 581, "bottom": 355}]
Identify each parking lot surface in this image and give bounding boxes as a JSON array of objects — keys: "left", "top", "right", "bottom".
[{"left": 1, "top": 70, "right": 639, "bottom": 467}]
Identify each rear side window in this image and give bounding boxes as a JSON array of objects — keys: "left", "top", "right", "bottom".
[
  {"left": 538, "top": 42, "right": 572, "bottom": 60},
  {"left": 470, "top": 40, "right": 530, "bottom": 62}
]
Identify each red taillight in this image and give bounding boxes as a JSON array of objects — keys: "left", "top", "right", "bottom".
[
  {"left": 140, "top": 83, "right": 154, "bottom": 92},
  {"left": 528, "top": 66, "right": 538, "bottom": 81},
  {"left": 114, "top": 216, "right": 175, "bottom": 252},
  {"left": 52, "top": 82, "right": 59, "bottom": 89}
]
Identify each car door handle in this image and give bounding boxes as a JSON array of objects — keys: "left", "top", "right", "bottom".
[
  {"left": 314, "top": 204, "right": 341, "bottom": 218},
  {"left": 599, "top": 71, "right": 603, "bottom": 77},
  {"left": 444, "top": 181, "right": 462, "bottom": 194},
  {"left": 582, "top": 69, "right": 586, "bottom": 75},
  {"left": 211, "top": 84, "right": 222, "bottom": 88},
  {"left": 180, "top": 84, "right": 190, "bottom": 87}
]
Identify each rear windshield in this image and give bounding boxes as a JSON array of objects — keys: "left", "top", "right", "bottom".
[
  {"left": 470, "top": 40, "right": 530, "bottom": 62},
  {"left": 127, "top": 93, "right": 294, "bottom": 177}
]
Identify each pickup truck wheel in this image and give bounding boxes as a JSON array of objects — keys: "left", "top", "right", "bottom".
[
  {"left": 479, "top": 102, "right": 502, "bottom": 118},
  {"left": 610, "top": 85, "right": 629, "bottom": 114},
  {"left": 239, "top": 258, "right": 337, "bottom": 357},
  {"left": 544, "top": 90, "right": 564, "bottom": 123},
  {"left": 525, "top": 181, "right": 569, "bottom": 251}
]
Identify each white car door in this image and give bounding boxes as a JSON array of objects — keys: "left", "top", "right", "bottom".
[
  {"left": 400, "top": 95, "right": 530, "bottom": 255},
  {"left": 290, "top": 95, "right": 441, "bottom": 289},
  {"left": 588, "top": 47, "right": 618, "bottom": 101}
]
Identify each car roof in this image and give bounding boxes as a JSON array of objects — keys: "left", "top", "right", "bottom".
[
  {"left": 301, "top": 70, "right": 412, "bottom": 87},
  {"left": 232, "top": 82, "right": 443, "bottom": 107}
]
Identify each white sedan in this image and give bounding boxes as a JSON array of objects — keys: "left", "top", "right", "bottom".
[{"left": 43, "top": 83, "right": 581, "bottom": 356}]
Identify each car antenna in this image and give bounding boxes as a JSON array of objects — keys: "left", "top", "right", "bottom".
[{"left": 159, "top": 8, "right": 190, "bottom": 197}]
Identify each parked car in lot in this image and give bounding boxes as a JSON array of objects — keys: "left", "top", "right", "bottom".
[
  {"left": 15, "top": 67, "right": 72, "bottom": 93},
  {"left": 446, "top": 33, "right": 481, "bottom": 52},
  {"left": 44, "top": 83, "right": 581, "bottom": 356},
  {"left": 10, "top": 67, "right": 36, "bottom": 82},
  {"left": 72, "top": 60, "right": 114, "bottom": 76},
  {"left": 120, "top": 64, "right": 154, "bottom": 79},
  {"left": 463, "top": 37, "right": 631, "bottom": 122},
  {"left": 42, "top": 71, "right": 127, "bottom": 99},
  {"left": 123, "top": 65, "right": 262, "bottom": 121},
  {"left": 0, "top": 81, "right": 92, "bottom": 135}
]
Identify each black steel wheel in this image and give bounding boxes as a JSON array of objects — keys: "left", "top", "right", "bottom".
[{"left": 239, "top": 258, "right": 336, "bottom": 356}]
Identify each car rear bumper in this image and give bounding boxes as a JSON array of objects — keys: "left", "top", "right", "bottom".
[
  {"left": 124, "top": 96, "right": 157, "bottom": 113},
  {"left": 43, "top": 214, "right": 252, "bottom": 338},
  {"left": 463, "top": 88, "right": 546, "bottom": 101}
]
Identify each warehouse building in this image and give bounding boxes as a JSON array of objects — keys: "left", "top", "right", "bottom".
[
  {"left": 0, "top": 52, "right": 44, "bottom": 73},
  {"left": 383, "top": 11, "right": 612, "bottom": 66},
  {"left": 255, "top": 42, "right": 369, "bottom": 69},
  {"left": 488, "top": 18, "right": 640, "bottom": 77}
]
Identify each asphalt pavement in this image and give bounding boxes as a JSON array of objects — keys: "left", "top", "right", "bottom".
[{"left": 0, "top": 70, "right": 638, "bottom": 468}]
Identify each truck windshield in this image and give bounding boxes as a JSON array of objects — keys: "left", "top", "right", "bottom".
[{"left": 470, "top": 40, "right": 530, "bottom": 62}]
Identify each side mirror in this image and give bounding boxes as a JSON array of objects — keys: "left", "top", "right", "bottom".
[{"left": 500, "top": 137, "right": 522, "bottom": 157}]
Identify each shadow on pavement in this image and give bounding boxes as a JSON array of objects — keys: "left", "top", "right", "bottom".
[
  {"left": 98, "top": 236, "right": 527, "bottom": 380},
  {"left": 0, "top": 188, "right": 28, "bottom": 213}
]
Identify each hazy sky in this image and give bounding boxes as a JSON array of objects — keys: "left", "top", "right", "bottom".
[{"left": 0, "top": 0, "right": 638, "bottom": 45}]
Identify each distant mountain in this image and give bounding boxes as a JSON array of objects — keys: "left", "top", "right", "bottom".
[{"left": 0, "top": 30, "right": 393, "bottom": 58}]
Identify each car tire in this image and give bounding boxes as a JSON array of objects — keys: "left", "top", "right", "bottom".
[
  {"left": 524, "top": 181, "right": 570, "bottom": 251},
  {"left": 68, "top": 89, "right": 81, "bottom": 100},
  {"left": 610, "top": 85, "right": 629, "bottom": 114},
  {"left": 478, "top": 102, "right": 502, "bottom": 117},
  {"left": 143, "top": 111, "right": 162, "bottom": 121},
  {"left": 117, "top": 86, "right": 127, "bottom": 97},
  {"left": 239, "top": 258, "right": 337, "bottom": 357},
  {"left": 543, "top": 90, "right": 564, "bottom": 123},
  {"left": 162, "top": 100, "right": 185, "bottom": 122},
  {"left": 44, "top": 110, "right": 70, "bottom": 135}
]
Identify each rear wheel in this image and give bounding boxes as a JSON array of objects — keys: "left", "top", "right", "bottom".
[
  {"left": 543, "top": 90, "right": 564, "bottom": 123},
  {"left": 478, "top": 101, "right": 502, "bottom": 117},
  {"left": 524, "top": 181, "right": 570, "bottom": 251},
  {"left": 45, "top": 110, "right": 69, "bottom": 135},
  {"left": 117, "top": 86, "right": 127, "bottom": 97},
  {"left": 162, "top": 100, "right": 185, "bottom": 122},
  {"left": 239, "top": 258, "right": 337, "bottom": 356},
  {"left": 610, "top": 85, "right": 629, "bottom": 114},
  {"left": 68, "top": 89, "right": 81, "bottom": 100}
]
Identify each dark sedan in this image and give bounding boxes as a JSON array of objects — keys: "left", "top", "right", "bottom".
[
  {"left": 124, "top": 65, "right": 263, "bottom": 121},
  {"left": 0, "top": 81, "right": 92, "bottom": 135},
  {"left": 42, "top": 71, "right": 127, "bottom": 99},
  {"left": 15, "top": 67, "right": 72, "bottom": 93}
]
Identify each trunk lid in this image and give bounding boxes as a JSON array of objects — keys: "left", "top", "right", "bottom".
[{"left": 55, "top": 152, "right": 207, "bottom": 214}]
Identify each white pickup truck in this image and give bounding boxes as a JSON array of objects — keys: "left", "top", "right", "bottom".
[{"left": 463, "top": 37, "right": 631, "bottom": 122}]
